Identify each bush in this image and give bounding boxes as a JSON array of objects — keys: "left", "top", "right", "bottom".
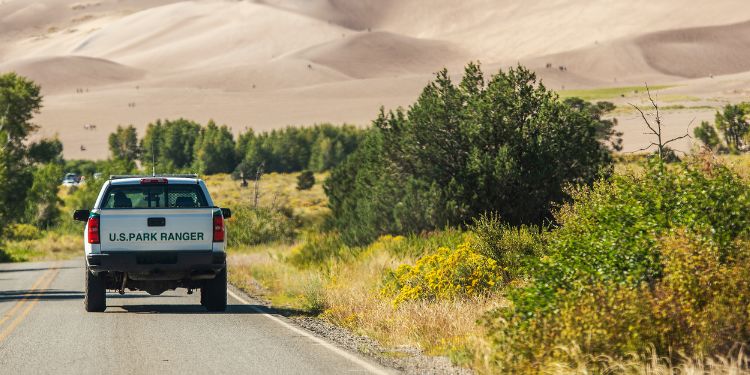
[
  {"left": 287, "top": 231, "right": 350, "bottom": 268},
  {"left": 484, "top": 158, "right": 750, "bottom": 371},
  {"left": 296, "top": 171, "right": 315, "bottom": 190},
  {"left": 471, "top": 213, "right": 543, "bottom": 282},
  {"left": 326, "top": 63, "right": 615, "bottom": 245},
  {"left": 381, "top": 228, "right": 465, "bottom": 258},
  {"left": 227, "top": 205, "right": 297, "bottom": 247},
  {"left": 5, "top": 224, "right": 42, "bottom": 241},
  {"left": 381, "top": 237, "right": 500, "bottom": 305}
]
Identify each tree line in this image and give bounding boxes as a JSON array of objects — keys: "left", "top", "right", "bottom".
[{"left": 108, "top": 120, "right": 365, "bottom": 176}]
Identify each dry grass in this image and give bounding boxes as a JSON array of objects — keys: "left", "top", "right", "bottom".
[
  {"left": 227, "top": 238, "right": 501, "bottom": 368},
  {"left": 1, "top": 232, "right": 82, "bottom": 262},
  {"left": 203, "top": 172, "right": 329, "bottom": 224},
  {"left": 542, "top": 345, "right": 750, "bottom": 375},
  {"left": 228, "top": 243, "right": 327, "bottom": 311}
]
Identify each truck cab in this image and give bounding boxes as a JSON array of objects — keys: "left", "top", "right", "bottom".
[{"left": 73, "top": 175, "right": 231, "bottom": 312}]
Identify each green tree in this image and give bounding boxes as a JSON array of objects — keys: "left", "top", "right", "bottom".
[
  {"left": 693, "top": 121, "right": 724, "bottom": 152},
  {"left": 28, "top": 137, "right": 63, "bottom": 164},
  {"left": 25, "top": 163, "right": 63, "bottom": 228},
  {"left": 0, "top": 73, "right": 43, "bottom": 236},
  {"left": 108, "top": 125, "right": 139, "bottom": 161},
  {"left": 296, "top": 170, "right": 315, "bottom": 190},
  {"left": 715, "top": 104, "right": 749, "bottom": 152},
  {"left": 326, "top": 63, "right": 615, "bottom": 244},
  {"left": 563, "top": 97, "right": 623, "bottom": 151},
  {"left": 193, "top": 120, "right": 236, "bottom": 174},
  {"left": 140, "top": 119, "right": 201, "bottom": 172}
]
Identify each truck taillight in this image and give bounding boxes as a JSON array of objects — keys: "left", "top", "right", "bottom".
[
  {"left": 87, "top": 216, "right": 100, "bottom": 244},
  {"left": 213, "top": 215, "right": 224, "bottom": 242}
]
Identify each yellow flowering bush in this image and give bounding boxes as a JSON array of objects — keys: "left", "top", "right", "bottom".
[{"left": 382, "top": 238, "right": 500, "bottom": 305}]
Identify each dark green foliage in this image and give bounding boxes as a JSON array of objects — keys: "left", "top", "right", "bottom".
[
  {"left": 488, "top": 158, "right": 750, "bottom": 369},
  {"left": 296, "top": 171, "right": 315, "bottom": 190},
  {"left": 0, "top": 73, "right": 43, "bottom": 237},
  {"left": 325, "top": 129, "right": 445, "bottom": 245},
  {"left": 108, "top": 125, "right": 139, "bottom": 161},
  {"left": 28, "top": 138, "right": 63, "bottom": 164},
  {"left": 140, "top": 118, "right": 202, "bottom": 172},
  {"left": 63, "top": 159, "right": 110, "bottom": 176},
  {"left": 25, "top": 163, "right": 63, "bottom": 228},
  {"left": 563, "top": 97, "right": 623, "bottom": 151},
  {"left": 715, "top": 103, "right": 749, "bottom": 152},
  {"left": 193, "top": 120, "right": 236, "bottom": 174},
  {"left": 326, "top": 63, "right": 615, "bottom": 244},
  {"left": 235, "top": 124, "right": 364, "bottom": 176},
  {"left": 694, "top": 120, "right": 723, "bottom": 152}
]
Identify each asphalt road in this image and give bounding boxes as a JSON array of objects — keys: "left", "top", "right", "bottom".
[{"left": 0, "top": 259, "right": 395, "bottom": 375}]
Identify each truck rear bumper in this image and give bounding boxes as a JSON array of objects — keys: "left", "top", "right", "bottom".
[{"left": 87, "top": 251, "right": 226, "bottom": 276}]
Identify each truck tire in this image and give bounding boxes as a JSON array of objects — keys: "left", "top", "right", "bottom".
[
  {"left": 203, "top": 267, "right": 227, "bottom": 312},
  {"left": 84, "top": 268, "right": 107, "bottom": 312}
]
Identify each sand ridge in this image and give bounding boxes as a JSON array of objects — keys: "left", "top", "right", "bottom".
[{"left": 0, "top": 0, "right": 749, "bottom": 158}]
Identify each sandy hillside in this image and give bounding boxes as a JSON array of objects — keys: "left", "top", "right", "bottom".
[{"left": 0, "top": 0, "right": 749, "bottom": 158}]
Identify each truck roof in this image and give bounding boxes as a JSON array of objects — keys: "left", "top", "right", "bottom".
[{"left": 109, "top": 176, "right": 201, "bottom": 186}]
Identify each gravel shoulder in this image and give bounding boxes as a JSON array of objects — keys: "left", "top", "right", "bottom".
[{"left": 229, "top": 282, "right": 473, "bottom": 375}]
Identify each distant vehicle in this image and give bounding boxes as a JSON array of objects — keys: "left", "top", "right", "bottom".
[
  {"left": 73, "top": 175, "right": 232, "bottom": 312},
  {"left": 62, "top": 173, "right": 81, "bottom": 187}
]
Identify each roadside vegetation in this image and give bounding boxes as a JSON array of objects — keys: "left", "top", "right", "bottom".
[{"left": 3, "top": 63, "right": 750, "bottom": 373}]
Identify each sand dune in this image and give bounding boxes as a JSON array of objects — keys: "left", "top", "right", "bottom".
[
  {"left": 637, "top": 20, "right": 750, "bottom": 79},
  {"left": 0, "top": 0, "right": 748, "bottom": 158},
  {"left": 0, "top": 56, "right": 144, "bottom": 93},
  {"left": 291, "top": 31, "right": 465, "bottom": 79}
]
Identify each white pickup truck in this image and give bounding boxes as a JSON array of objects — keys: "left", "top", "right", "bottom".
[{"left": 73, "top": 175, "right": 231, "bottom": 312}]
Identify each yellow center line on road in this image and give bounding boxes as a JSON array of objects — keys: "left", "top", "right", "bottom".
[
  {"left": 0, "top": 263, "right": 61, "bottom": 342},
  {"left": 0, "top": 265, "right": 57, "bottom": 327}
]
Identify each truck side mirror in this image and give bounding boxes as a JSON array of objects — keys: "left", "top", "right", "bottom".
[
  {"left": 73, "top": 210, "right": 91, "bottom": 222},
  {"left": 221, "top": 208, "right": 232, "bottom": 219}
]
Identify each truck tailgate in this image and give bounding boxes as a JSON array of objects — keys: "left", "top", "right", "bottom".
[{"left": 99, "top": 208, "right": 214, "bottom": 252}]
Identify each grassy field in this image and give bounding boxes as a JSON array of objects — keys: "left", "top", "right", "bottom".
[
  {"left": 204, "top": 172, "right": 330, "bottom": 227},
  {"left": 0, "top": 230, "right": 80, "bottom": 262}
]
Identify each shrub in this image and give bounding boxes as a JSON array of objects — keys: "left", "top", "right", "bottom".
[
  {"left": 287, "top": 231, "right": 350, "bottom": 267},
  {"left": 296, "top": 170, "right": 315, "bottom": 190},
  {"left": 484, "top": 158, "right": 750, "bottom": 371},
  {"left": 650, "top": 231, "right": 750, "bottom": 356},
  {"left": 5, "top": 224, "right": 42, "bottom": 241},
  {"left": 381, "top": 237, "right": 501, "bottom": 305},
  {"left": 471, "top": 213, "right": 543, "bottom": 282},
  {"left": 381, "top": 228, "right": 465, "bottom": 258},
  {"left": 227, "top": 205, "right": 297, "bottom": 247}
]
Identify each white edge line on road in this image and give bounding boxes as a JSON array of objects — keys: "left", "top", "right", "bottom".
[{"left": 227, "top": 289, "right": 394, "bottom": 375}]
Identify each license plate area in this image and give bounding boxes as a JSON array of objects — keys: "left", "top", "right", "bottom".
[{"left": 136, "top": 252, "right": 177, "bottom": 265}]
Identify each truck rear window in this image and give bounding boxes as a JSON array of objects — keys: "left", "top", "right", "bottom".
[{"left": 102, "top": 185, "right": 209, "bottom": 209}]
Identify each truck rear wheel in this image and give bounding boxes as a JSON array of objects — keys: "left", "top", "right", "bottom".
[
  {"left": 202, "top": 267, "right": 227, "bottom": 312},
  {"left": 84, "top": 268, "right": 107, "bottom": 312}
]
